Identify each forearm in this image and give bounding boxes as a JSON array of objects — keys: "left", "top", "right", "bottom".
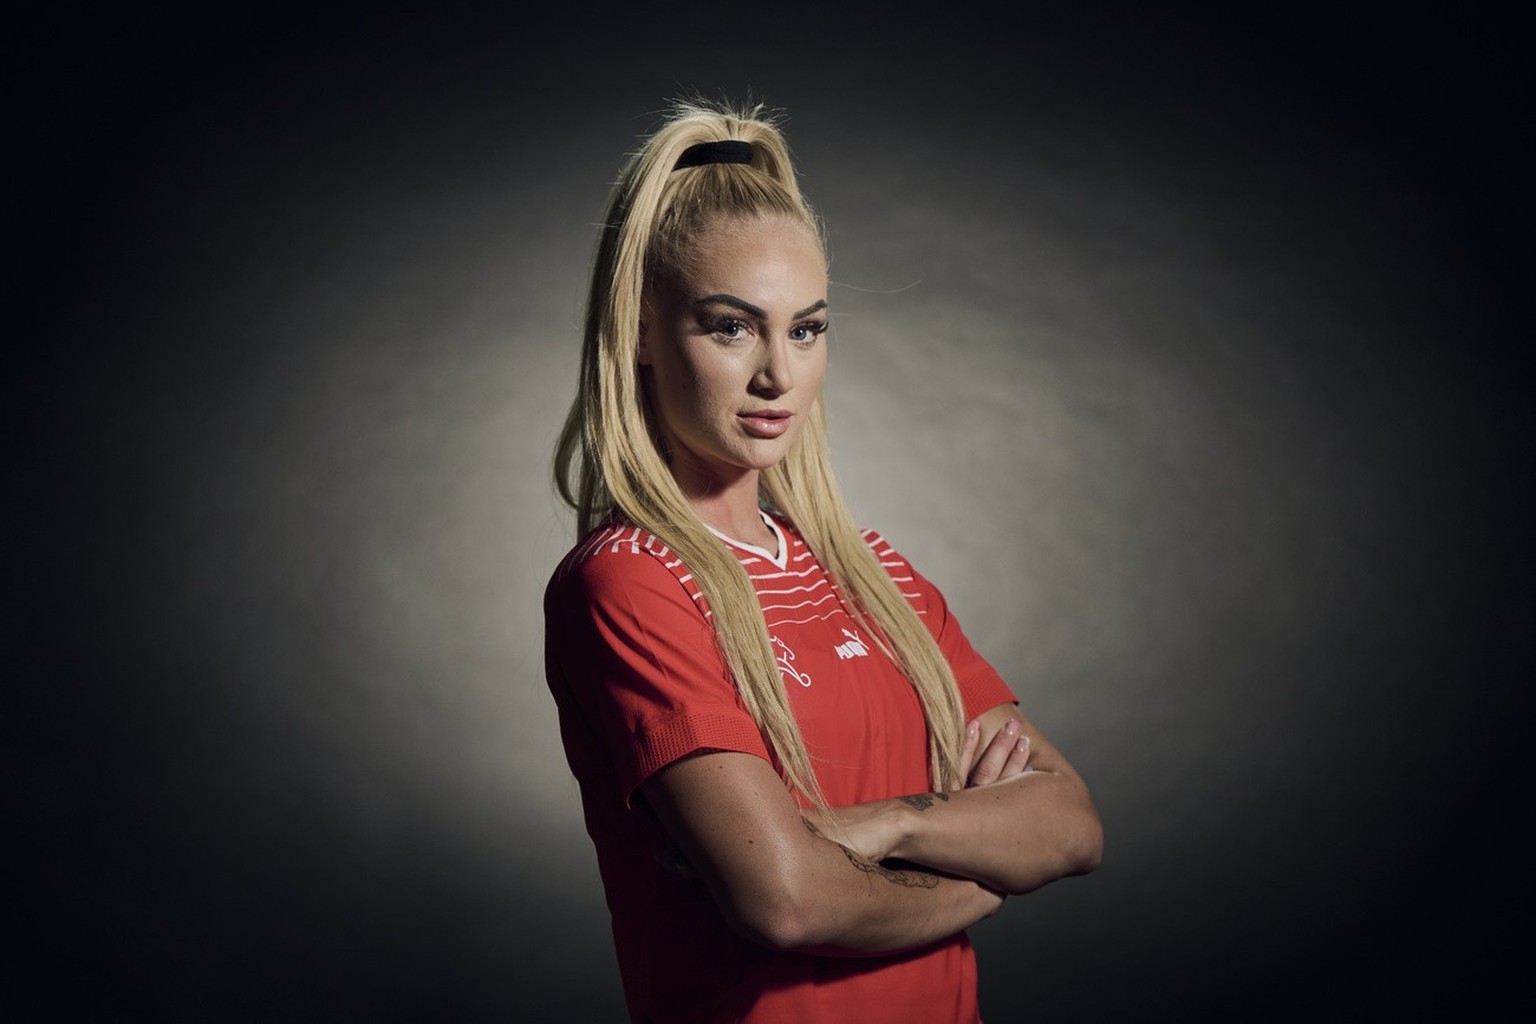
[
  {"left": 643, "top": 751, "right": 1002, "bottom": 956},
  {"left": 867, "top": 769, "right": 1102, "bottom": 895},
  {"left": 784, "top": 818, "right": 1003, "bottom": 956},
  {"left": 819, "top": 706, "right": 1103, "bottom": 895}
]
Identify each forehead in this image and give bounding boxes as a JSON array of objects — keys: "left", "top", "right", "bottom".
[{"left": 665, "top": 216, "right": 827, "bottom": 300}]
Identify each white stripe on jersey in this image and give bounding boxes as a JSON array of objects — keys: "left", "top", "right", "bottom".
[{"left": 565, "top": 519, "right": 928, "bottom": 622}]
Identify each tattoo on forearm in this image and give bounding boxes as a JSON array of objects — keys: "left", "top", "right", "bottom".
[
  {"left": 897, "top": 791, "right": 949, "bottom": 812},
  {"left": 801, "top": 816, "right": 940, "bottom": 889},
  {"left": 838, "top": 847, "right": 941, "bottom": 888}
]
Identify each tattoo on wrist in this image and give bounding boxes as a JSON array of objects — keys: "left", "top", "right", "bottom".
[
  {"left": 897, "top": 791, "right": 950, "bottom": 812},
  {"left": 838, "top": 847, "right": 940, "bottom": 888},
  {"left": 801, "top": 814, "right": 940, "bottom": 889}
]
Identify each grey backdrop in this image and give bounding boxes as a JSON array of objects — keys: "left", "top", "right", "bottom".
[{"left": 8, "top": 4, "right": 1529, "bottom": 1022}]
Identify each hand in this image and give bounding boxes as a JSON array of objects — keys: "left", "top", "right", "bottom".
[
  {"left": 801, "top": 716, "right": 1035, "bottom": 865},
  {"left": 956, "top": 717, "right": 1033, "bottom": 788}
]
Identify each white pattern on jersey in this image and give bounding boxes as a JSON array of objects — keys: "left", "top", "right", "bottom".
[{"left": 567, "top": 517, "right": 930, "bottom": 630}]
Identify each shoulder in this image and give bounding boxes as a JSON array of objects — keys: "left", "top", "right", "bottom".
[
  {"left": 854, "top": 525, "right": 938, "bottom": 617},
  {"left": 552, "top": 521, "right": 688, "bottom": 578},
  {"left": 545, "top": 521, "right": 704, "bottom": 615},
  {"left": 857, "top": 526, "right": 915, "bottom": 577}
]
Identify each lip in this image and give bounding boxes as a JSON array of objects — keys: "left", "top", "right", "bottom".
[{"left": 738, "top": 409, "right": 792, "bottom": 439}]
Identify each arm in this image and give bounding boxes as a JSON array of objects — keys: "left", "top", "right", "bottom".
[
  {"left": 841, "top": 536, "right": 1100, "bottom": 893},
  {"left": 820, "top": 703, "right": 1103, "bottom": 895},
  {"left": 640, "top": 750, "right": 1004, "bottom": 955}
]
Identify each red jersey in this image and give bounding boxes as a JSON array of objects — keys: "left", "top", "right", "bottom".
[{"left": 543, "top": 513, "right": 1017, "bottom": 1022}]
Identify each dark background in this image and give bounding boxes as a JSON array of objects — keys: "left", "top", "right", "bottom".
[{"left": 7, "top": 3, "right": 1530, "bottom": 1021}]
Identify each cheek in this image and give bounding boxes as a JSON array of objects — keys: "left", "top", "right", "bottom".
[
  {"left": 652, "top": 342, "right": 700, "bottom": 400},
  {"left": 679, "top": 351, "right": 739, "bottom": 404},
  {"left": 671, "top": 364, "right": 703, "bottom": 405},
  {"left": 806, "top": 350, "right": 830, "bottom": 390}
]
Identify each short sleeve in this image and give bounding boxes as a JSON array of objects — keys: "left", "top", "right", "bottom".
[
  {"left": 544, "top": 543, "right": 772, "bottom": 804},
  {"left": 862, "top": 530, "right": 1019, "bottom": 718}
]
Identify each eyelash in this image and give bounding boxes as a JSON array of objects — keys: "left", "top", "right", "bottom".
[
  {"left": 711, "top": 318, "right": 828, "bottom": 346},
  {"left": 711, "top": 318, "right": 751, "bottom": 341},
  {"left": 790, "top": 320, "right": 829, "bottom": 346}
]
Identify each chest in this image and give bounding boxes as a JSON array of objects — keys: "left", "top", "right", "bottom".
[{"left": 757, "top": 587, "right": 932, "bottom": 803}]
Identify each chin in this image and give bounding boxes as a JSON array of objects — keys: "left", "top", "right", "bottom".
[{"left": 741, "top": 439, "right": 796, "bottom": 469}]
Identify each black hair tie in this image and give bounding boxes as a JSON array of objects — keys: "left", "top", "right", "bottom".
[{"left": 673, "top": 140, "right": 754, "bottom": 169}]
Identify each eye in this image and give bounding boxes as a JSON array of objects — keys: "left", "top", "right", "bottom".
[
  {"left": 711, "top": 317, "right": 751, "bottom": 342},
  {"left": 789, "top": 320, "right": 828, "bottom": 346}
]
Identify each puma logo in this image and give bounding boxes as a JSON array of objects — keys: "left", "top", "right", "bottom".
[{"left": 834, "top": 628, "right": 869, "bottom": 661}]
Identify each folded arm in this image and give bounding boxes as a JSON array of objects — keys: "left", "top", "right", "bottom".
[
  {"left": 817, "top": 703, "right": 1103, "bottom": 895},
  {"left": 640, "top": 750, "right": 1004, "bottom": 955}
]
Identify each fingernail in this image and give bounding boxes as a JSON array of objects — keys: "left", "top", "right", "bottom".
[
  {"left": 967, "top": 720, "right": 979, "bottom": 736},
  {"left": 1017, "top": 736, "right": 1030, "bottom": 753},
  {"left": 1005, "top": 719, "right": 1020, "bottom": 735}
]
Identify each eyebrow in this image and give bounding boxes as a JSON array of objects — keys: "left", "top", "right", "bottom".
[{"left": 694, "top": 294, "right": 829, "bottom": 320}]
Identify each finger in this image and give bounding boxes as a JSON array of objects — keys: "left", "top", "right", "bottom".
[
  {"left": 997, "top": 733, "right": 1032, "bottom": 780},
  {"left": 969, "top": 718, "right": 1021, "bottom": 786},
  {"left": 953, "top": 719, "right": 981, "bottom": 790}
]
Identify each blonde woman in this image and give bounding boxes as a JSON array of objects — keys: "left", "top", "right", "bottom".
[{"left": 544, "top": 98, "right": 1102, "bottom": 1023}]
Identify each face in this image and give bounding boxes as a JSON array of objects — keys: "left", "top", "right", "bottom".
[{"left": 638, "top": 216, "right": 829, "bottom": 494}]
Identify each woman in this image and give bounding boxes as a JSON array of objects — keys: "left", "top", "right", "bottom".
[{"left": 544, "top": 99, "right": 1102, "bottom": 1023}]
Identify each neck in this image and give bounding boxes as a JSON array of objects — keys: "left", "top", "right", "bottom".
[
  {"left": 669, "top": 456, "right": 774, "bottom": 549},
  {"left": 689, "top": 483, "right": 773, "bottom": 548}
]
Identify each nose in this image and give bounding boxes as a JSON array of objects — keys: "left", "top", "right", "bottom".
[{"left": 751, "top": 337, "right": 794, "bottom": 396}]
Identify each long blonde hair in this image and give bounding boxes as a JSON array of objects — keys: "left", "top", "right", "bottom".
[{"left": 553, "top": 98, "right": 967, "bottom": 808}]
